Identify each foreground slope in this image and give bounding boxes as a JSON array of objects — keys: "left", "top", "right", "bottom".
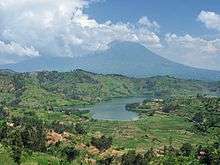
[{"left": 0, "top": 69, "right": 219, "bottom": 164}]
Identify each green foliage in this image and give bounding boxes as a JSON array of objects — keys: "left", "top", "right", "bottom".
[
  {"left": 196, "top": 146, "right": 213, "bottom": 165},
  {"left": 62, "top": 146, "right": 79, "bottom": 162},
  {"left": 21, "top": 152, "right": 60, "bottom": 165},
  {"left": 0, "top": 70, "right": 220, "bottom": 164},
  {"left": 1, "top": 70, "right": 220, "bottom": 110},
  {"left": 97, "top": 156, "right": 113, "bottom": 165},
  {"left": 121, "top": 150, "right": 150, "bottom": 165},
  {"left": 0, "top": 120, "right": 8, "bottom": 140},
  {"left": 0, "top": 106, "right": 9, "bottom": 119},
  {"left": 91, "top": 135, "right": 112, "bottom": 151},
  {"left": 7, "top": 129, "right": 23, "bottom": 164},
  {"left": 192, "top": 112, "right": 204, "bottom": 124},
  {"left": 50, "top": 121, "right": 66, "bottom": 134},
  {"left": 180, "top": 143, "right": 193, "bottom": 157},
  {"left": 7, "top": 113, "right": 47, "bottom": 153},
  {"left": 75, "top": 123, "right": 86, "bottom": 134},
  {"left": 0, "top": 144, "right": 16, "bottom": 165}
]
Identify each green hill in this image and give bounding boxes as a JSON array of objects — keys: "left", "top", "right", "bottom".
[
  {"left": 0, "top": 69, "right": 220, "bottom": 164},
  {"left": 0, "top": 69, "right": 219, "bottom": 108}
]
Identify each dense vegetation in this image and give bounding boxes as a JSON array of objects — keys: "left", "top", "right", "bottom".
[{"left": 0, "top": 69, "right": 219, "bottom": 164}]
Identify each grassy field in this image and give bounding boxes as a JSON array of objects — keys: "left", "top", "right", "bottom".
[{"left": 85, "top": 114, "right": 217, "bottom": 149}]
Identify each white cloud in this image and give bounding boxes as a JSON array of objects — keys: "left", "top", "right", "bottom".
[
  {"left": 0, "top": 0, "right": 161, "bottom": 64},
  {"left": 165, "top": 33, "right": 220, "bottom": 54},
  {"left": 0, "top": 41, "right": 39, "bottom": 57},
  {"left": 1, "top": 2, "right": 219, "bottom": 71},
  {"left": 138, "top": 16, "right": 160, "bottom": 32},
  {"left": 198, "top": 11, "right": 220, "bottom": 31},
  {"left": 154, "top": 33, "right": 220, "bottom": 70},
  {"left": 0, "top": 41, "right": 40, "bottom": 64}
]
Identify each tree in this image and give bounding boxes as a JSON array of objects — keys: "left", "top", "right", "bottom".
[
  {"left": 97, "top": 157, "right": 113, "bottom": 165},
  {"left": 20, "top": 117, "right": 46, "bottom": 152},
  {"left": 180, "top": 143, "right": 193, "bottom": 157},
  {"left": 0, "top": 106, "right": 9, "bottom": 119},
  {"left": 51, "top": 121, "right": 65, "bottom": 134},
  {"left": 62, "top": 146, "right": 79, "bottom": 162},
  {"left": 144, "top": 148, "right": 155, "bottom": 162},
  {"left": 121, "top": 150, "right": 137, "bottom": 165},
  {"left": 0, "top": 120, "right": 8, "bottom": 140},
  {"left": 162, "top": 102, "right": 176, "bottom": 113},
  {"left": 75, "top": 123, "right": 86, "bottom": 134},
  {"left": 196, "top": 146, "right": 213, "bottom": 165},
  {"left": 11, "top": 114, "right": 47, "bottom": 152},
  {"left": 91, "top": 135, "right": 112, "bottom": 151},
  {"left": 192, "top": 112, "right": 203, "bottom": 124},
  {"left": 8, "top": 129, "right": 23, "bottom": 165},
  {"left": 121, "top": 151, "right": 147, "bottom": 165}
]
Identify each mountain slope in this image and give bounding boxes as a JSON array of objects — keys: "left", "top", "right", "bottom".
[{"left": 1, "top": 41, "right": 220, "bottom": 81}]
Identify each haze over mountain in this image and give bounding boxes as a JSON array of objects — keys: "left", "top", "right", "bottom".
[{"left": 1, "top": 41, "right": 220, "bottom": 81}]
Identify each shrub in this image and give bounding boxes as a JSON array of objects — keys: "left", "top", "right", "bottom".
[
  {"left": 62, "top": 146, "right": 79, "bottom": 161},
  {"left": 121, "top": 151, "right": 148, "bottom": 165},
  {"left": 91, "top": 135, "right": 112, "bottom": 151},
  {"left": 75, "top": 123, "right": 86, "bottom": 134},
  {"left": 97, "top": 156, "right": 113, "bottom": 165},
  {"left": 180, "top": 143, "right": 193, "bottom": 157}
]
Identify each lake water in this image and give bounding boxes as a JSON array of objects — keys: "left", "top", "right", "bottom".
[{"left": 85, "top": 97, "right": 146, "bottom": 121}]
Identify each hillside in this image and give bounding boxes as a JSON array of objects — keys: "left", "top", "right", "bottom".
[
  {"left": 0, "top": 69, "right": 219, "bottom": 108},
  {"left": 0, "top": 69, "right": 220, "bottom": 164},
  {"left": 1, "top": 42, "right": 220, "bottom": 81}
]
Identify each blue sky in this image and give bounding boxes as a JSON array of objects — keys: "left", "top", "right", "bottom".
[
  {"left": 86, "top": 0, "right": 220, "bottom": 37},
  {"left": 0, "top": 0, "right": 220, "bottom": 70}
]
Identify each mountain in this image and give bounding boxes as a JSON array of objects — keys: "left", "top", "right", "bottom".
[
  {"left": 1, "top": 41, "right": 220, "bottom": 81},
  {"left": 0, "top": 69, "right": 17, "bottom": 74}
]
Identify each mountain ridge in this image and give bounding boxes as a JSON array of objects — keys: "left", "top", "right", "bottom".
[{"left": 1, "top": 41, "right": 220, "bottom": 81}]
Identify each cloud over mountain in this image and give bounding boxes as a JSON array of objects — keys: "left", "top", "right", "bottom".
[
  {"left": 0, "top": 1, "right": 220, "bottom": 71},
  {"left": 0, "top": 0, "right": 160, "bottom": 64}
]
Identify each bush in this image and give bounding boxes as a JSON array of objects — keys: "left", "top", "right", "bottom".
[
  {"left": 62, "top": 146, "right": 79, "bottom": 161},
  {"left": 180, "top": 143, "right": 193, "bottom": 157},
  {"left": 144, "top": 148, "right": 155, "bottom": 162},
  {"left": 196, "top": 146, "right": 213, "bottom": 165},
  {"left": 121, "top": 151, "right": 148, "bottom": 165},
  {"left": 91, "top": 135, "right": 112, "bottom": 151},
  {"left": 0, "top": 120, "right": 8, "bottom": 140},
  {"left": 97, "top": 157, "right": 113, "bottom": 165},
  {"left": 0, "top": 106, "right": 9, "bottom": 119},
  {"left": 121, "top": 150, "right": 137, "bottom": 165},
  {"left": 75, "top": 123, "right": 86, "bottom": 135},
  {"left": 7, "top": 129, "right": 23, "bottom": 164},
  {"left": 192, "top": 112, "right": 203, "bottom": 124}
]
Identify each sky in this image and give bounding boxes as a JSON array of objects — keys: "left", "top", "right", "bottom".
[{"left": 0, "top": 0, "right": 220, "bottom": 70}]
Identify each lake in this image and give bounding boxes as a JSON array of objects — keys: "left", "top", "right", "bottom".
[{"left": 84, "top": 97, "right": 146, "bottom": 121}]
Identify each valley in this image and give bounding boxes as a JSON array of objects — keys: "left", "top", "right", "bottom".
[
  {"left": 0, "top": 69, "right": 220, "bottom": 164},
  {"left": 1, "top": 1, "right": 220, "bottom": 165}
]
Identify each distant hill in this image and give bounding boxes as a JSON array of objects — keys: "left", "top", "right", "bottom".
[
  {"left": 1, "top": 41, "right": 220, "bottom": 81},
  {"left": 1, "top": 69, "right": 219, "bottom": 106},
  {"left": 0, "top": 69, "right": 16, "bottom": 74}
]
